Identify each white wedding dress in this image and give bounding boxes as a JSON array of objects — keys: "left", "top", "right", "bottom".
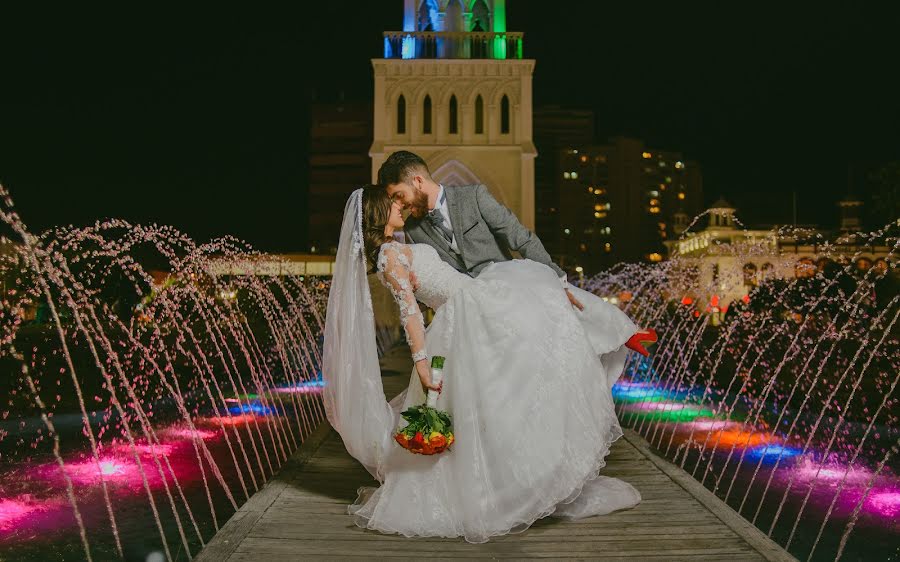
[{"left": 345, "top": 240, "right": 642, "bottom": 543}]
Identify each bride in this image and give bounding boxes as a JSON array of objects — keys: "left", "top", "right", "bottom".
[{"left": 322, "top": 185, "right": 647, "bottom": 543}]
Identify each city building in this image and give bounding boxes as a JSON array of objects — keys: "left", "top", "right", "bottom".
[
  {"left": 371, "top": 0, "right": 538, "bottom": 228},
  {"left": 546, "top": 136, "right": 703, "bottom": 272},
  {"left": 664, "top": 197, "right": 896, "bottom": 323},
  {"left": 308, "top": 99, "right": 374, "bottom": 254},
  {"left": 533, "top": 105, "right": 596, "bottom": 258}
]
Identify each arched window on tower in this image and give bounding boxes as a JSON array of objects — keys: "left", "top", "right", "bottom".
[
  {"left": 397, "top": 95, "right": 406, "bottom": 134},
  {"left": 500, "top": 95, "right": 510, "bottom": 134},
  {"left": 449, "top": 95, "right": 458, "bottom": 134},
  {"left": 472, "top": 0, "right": 490, "bottom": 31},
  {"left": 423, "top": 95, "right": 432, "bottom": 134},
  {"left": 417, "top": 0, "right": 437, "bottom": 31},
  {"left": 417, "top": 0, "right": 438, "bottom": 57},
  {"left": 475, "top": 95, "right": 484, "bottom": 134}
]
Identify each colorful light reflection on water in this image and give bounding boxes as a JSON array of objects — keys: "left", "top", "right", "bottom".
[
  {"left": 612, "top": 379, "right": 900, "bottom": 524},
  {"left": 866, "top": 491, "right": 900, "bottom": 517},
  {"left": 791, "top": 459, "right": 874, "bottom": 486},
  {"left": 161, "top": 426, "right": 218, "bottom": 440},
  {"left": 745, "top": 444, "right": 804, "bottom": 462},
  {"left": 58, "top": 458, "right": 144, "bottom": 486},
  {"left": 272, "top": 379, "right": 326, "bottom": 394},
  {"left": 624, "top": 399, "right": 714, "bottom": 422},
  {"left": 0, "top": 498, "right": 47, "bottom": 531},
  {"left": 227, "top": 403, "right": 275, "bottom": 416},
  {"left": 680, "top": 418, "right": 741, "bottom": 432}
]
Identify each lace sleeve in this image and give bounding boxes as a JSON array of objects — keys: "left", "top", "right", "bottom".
[{"left": 377, "top": 243, "right": 428, "bottom": 363}]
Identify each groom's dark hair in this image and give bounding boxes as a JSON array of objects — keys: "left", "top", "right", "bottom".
[{"left": 377, "top": 150, "right": 431, "bottom": 186}]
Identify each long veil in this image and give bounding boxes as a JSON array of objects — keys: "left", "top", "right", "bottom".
[{"left": 321, "top": 188, "right": 395, "bottom": 482}]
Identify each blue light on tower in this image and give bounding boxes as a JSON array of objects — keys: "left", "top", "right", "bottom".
[{"left": 402, "top": 35, "right": 416, "bottom": 59}]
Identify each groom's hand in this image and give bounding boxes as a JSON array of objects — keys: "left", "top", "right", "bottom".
[{"left": 566, "top": 289, "right": 585, "bottom": 311}]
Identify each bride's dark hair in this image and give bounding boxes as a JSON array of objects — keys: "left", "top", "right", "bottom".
[{"left": 361, "top": 184, "right": 393, "bottom": 272}]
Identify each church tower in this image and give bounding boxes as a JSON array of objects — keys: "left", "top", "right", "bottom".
[{"left": 371, "top": 0, "right": 537, "bottom": 228}]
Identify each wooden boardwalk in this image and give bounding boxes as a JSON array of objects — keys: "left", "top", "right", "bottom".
[{"left": 197, "top": 347, "right": 796, "bottom": 561}]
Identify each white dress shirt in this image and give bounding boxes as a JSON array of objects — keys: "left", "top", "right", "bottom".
[{"left": 432, "top": 184, "right": 460, "bottom": 253}]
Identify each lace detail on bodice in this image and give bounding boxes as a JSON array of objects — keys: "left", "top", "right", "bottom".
[
  {"left": 376, "top": 241, "right": 472, "bottom": 364},
  {"left": 407, "top": 244, "right": 472, "bottom": 311}
]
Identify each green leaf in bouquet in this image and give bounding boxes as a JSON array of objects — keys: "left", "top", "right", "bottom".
[{"left": 436, "top": 410, "right": 452, "bottom": 428}]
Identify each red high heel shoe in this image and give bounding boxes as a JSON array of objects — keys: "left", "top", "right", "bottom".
[{"left": 625, "top": 329, "right": 658, "bottom": 357}]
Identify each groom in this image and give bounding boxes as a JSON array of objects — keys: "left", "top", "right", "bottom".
[{"left": 377, "top": 150, "right": 584, "bottom": 310}]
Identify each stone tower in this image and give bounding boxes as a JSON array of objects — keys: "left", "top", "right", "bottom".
[{"left": 371, "top": 0, "right": 537, "bottom": 228}]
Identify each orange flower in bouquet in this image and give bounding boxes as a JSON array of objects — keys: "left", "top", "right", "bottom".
[{"left": 394, "top": 356, "right": 454, "bottom": 456}]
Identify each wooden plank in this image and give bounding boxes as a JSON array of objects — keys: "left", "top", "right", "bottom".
[
  {"left": 230, "top": 536, "right": 765, "bottom": 558},
  {"left": 195, "top": 419, "right": 335, "bottom": 562},
  {"left": 192, "top": 345, "right": 793, "bottom": 562},
  {"left": 622, "top": 429, "right": 797, "bottom": 562},
  {"left": 194, "top": 509, "right": 263, "bottom": 562}
]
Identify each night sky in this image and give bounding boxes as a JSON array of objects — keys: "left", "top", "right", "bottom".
[{"left": 1, "top": 3, "right": 897, "bottom": 252}]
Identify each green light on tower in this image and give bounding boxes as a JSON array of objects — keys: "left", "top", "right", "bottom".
[{"left": 492, "top": 0, "right": 507, "bottom": 59}]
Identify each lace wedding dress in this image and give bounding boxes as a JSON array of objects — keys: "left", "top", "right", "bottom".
[{"left": 345, "top": 240, "right": 641, "bottom": 543}]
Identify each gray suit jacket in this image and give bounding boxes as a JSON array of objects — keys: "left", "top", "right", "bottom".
[{"left": 403, "top": 184, "right": 566, "bottom": 279}]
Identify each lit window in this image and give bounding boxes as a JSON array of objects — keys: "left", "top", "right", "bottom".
[
  {"left": 564, "top": 172, "right": 571, "bottom": 179},
  {"left": 594, "top": 212, "right": 602, "bottom": 218},
  {"left": 595, "top": 155, "right": 607, "bottom": 163},
  {"left": 649, "top": 206, "right": 661, "bottom": 214},
  {"left": 595, "top": 188, "right": 606, "bottom": 195},
  {"left": 678, "top": 192, "right": 686, "bottom": 200},
  {"left": 649, "top": 190, "right": 659, "bottom": 197},
  {"left": 580, "top": 155, "right": 588, "bottom": 163},
  {"left": 594, "top": 204, "right": 603, "bottom": 211},
  {"left": 604, "top": 227, "right": 611, "bottom": 234},
  {"left": 604, "top": 243, "right": 612, "bottom": 252},
  {"left": 642, "top": 152, "right": 652, "bottom": 159},
  {"left": 605, "top": 203, "right": 611, "bottom": 210},
  {"left": 571, "top": 172, "right": 579, "bottom": 179},
  {"left": 665, "top": 176, "right": 672, "bottom": 183},
  {"left": 659, "top": 161, "right": 667, "bottom": 167},
  {"left": 648, "top": 253, "right": 663, "bottom": 262},
  {"left": 649, "top": 198, "right": 659, "bottom": 205},
  {"left": 587, "top": 187, "right": 593, "bottom": 193},
  {"left": 675, "top": 161, "right": 684, "bottom": 169},
  {"left": 564, "top": 228, "right": 571, "bottom": 234},
  {"left": 658, "top": 222, "right": 666, "bottom": 229}
]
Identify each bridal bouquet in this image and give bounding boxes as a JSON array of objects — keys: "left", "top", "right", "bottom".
[{"left": 394, "top": 356, "right": 454, "bottom": 455}]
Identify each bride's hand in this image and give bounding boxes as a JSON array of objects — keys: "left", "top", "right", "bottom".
[{"left": 416, "top": 361, "right": 442, "bottom": 393}]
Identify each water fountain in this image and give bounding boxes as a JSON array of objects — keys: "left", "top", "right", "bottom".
[
  {"left": 1, "top": 181, "right": 897, "bottom": 561},
  {"left": 0, "top": 185, "right": 332, "bottom": 561},
  {"left": 584, "top": 215, "right": 899, "bottom": 561}
]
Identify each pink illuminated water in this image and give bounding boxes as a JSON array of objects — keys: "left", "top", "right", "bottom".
[
  {"left": 865, "top": 491, "right": 900, "bottom": 517},
  {"left": 0, "top": 498, "right": 44, "bottom": 531}
]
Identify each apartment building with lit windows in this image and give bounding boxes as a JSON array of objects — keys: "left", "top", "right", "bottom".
[{"left": 546, "top": 136, "right": 703, "bottom": 272}]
